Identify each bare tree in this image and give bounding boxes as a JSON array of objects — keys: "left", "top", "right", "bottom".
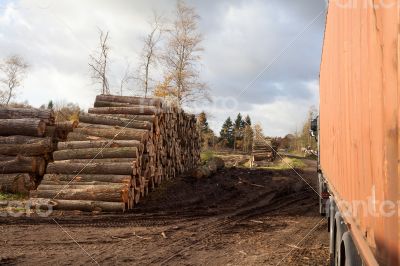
[
  {"left": 162, "top": 0, "right": 209, "bottom": 105},
  {"left": 89, "top": 29, "right": 110, "bottom": 95},
  {"left": 119, "top": 61, "right": 133, "bottom": 96},
  {"left": 0, "top": 55, "right": 29, "bottom": 105},
  {"left": 136, "top": 12, "right": 163, "bottom": 97}
]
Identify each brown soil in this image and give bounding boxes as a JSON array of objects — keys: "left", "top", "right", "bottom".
[{"left": 0, "top": 160, "right": 329, "bottom": 265}]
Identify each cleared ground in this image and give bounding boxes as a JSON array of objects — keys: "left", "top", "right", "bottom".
[{"left": 0, "top": 159, "right": 329, "bottom": 265}]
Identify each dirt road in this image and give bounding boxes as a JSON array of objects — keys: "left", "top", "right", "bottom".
[{"left": 0, "top": 160, "right": 329, "bottom": 265}]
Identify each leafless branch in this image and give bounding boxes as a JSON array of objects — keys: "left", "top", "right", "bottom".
[
  {"left": 89, "top": 29, "right": 110, "bottom": 95},
  {"left": 0, "top": 55, "right": 29, "bottom": 106}
]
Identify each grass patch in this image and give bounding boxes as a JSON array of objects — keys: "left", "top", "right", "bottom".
[
  {"left": 0, "top": 192, "right": 26, "bottom": 201},
  {"left": 260, "top": 157, "right": 306, "bottom": 170},
  {"left": 200, "top": 150, "right": 215, "bottom": 163}
]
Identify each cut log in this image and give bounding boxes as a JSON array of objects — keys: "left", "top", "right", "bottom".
[
  {"left": 0, "top": 119, "right": 46, "bottom": 137},
  {"left": 30, "top": 186, "right": 129, "bottom": 202},
  {"left": 46, "top": 161, "right": 134, "bottom": 175},
  {"left": 0, "top": 173, "right": 34, "bottom": 194},
  {"left": 53, "top": 147, "right": 139, "bottom": 161},
  {"left": 59, "top": 158, "right": 137, "bottom": 164},
  {"left": 42, "top": 174, "right": 131, "bottom": 184},
  {"left": 111, "top": 114, "right": 156, "bottom": 122},
  {"left": 0, "top": 138, "right": 53, "bottom": 156},
  {"left": 73, "top": 127, "right": 149, "bottom": 141},
  {"left": 57, "top": 140, "right": 143, "bottom": 153},
  {"left": 40, "top": 180, "right": 131, "bottom": 187},
  {"left": 55, "top": 121, "right": 79, "bottom": 131},
  {"left": 37, "top": 183, "right": 129, "bottom": 191},
  {"left": 0, "top": 156, "right": 45, "bottom": 175},
  {"left": 79, "top": 113, "right": 153, "bottom": 130},
  {"left": 95, "top": 94, "right": 162, "bottom": 108},
  {"left": 0, "top": 135, "right": 50, "bottom": 145},
  {"left": 88, "top": 106, "right": 158, "bottom": 115},
  {"left": 31, "top": 198, "right": 126, "bottom": 212},
  {"left": 0, "top": 107, "right": 54, "bottom": 124}
]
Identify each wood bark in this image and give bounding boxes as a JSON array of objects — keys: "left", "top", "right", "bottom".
[
  {"left": 42, "top": 174, "right": 131, "bottom": 184},
  {"left": 53, "top": 147, "right": 138, "bottom": 161},
  {"left": 88, "top": 106, "right": 158, "bottom": 115},
  {"left": 46, "top": 161, "right": 134, "bottom": 175},
  {"left": 79, "top": 114, "right": 152, "bottom": 130},
  {"left": 95, "top": 94, "right": 162, "bottom": 108},
  {"left": 57, "top": 140, "right": 143, "bottom": 152},
  {"left": 0, "top": 173, "right": 34, "bottom": 194},
  {"left": 0, "top": 156, "right": 45, "bottom": 175},
  {"left": 0, "top": 138, "right": 53, "bottom": 156},
  {"left": 0, "top": 119, "right": 46, "bottom": 137},
  {"left": 72, "top": 127, "right": 149, "bottom": 142},
  {"left": 31, "top": 198, "right": 126, "bottom": 212},
  {"left": 0, "top": 108, "right": 54, "bottom": 124},
  {"left": 30, "top": 186, "right": 129, "bottom": 202}
]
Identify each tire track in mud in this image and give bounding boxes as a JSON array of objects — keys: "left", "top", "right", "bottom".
[{"left": 151, "top": 190, "right": 313, "bottom": 265}]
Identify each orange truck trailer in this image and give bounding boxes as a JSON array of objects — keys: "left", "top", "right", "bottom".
[{"left": 314, "top": 0, "right": 399, "bottom": 265}]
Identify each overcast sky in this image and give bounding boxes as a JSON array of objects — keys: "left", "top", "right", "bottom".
[{"left": 0, "top": 0, "right": 327, "bottom": 136}]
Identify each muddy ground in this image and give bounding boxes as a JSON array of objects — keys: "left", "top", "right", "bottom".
[{"left": 0, "top": 160, "right": 329, "bottom": 265}]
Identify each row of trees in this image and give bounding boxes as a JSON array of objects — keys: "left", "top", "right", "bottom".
[
  {"left": 89, "top": 0, "right": 209, "bottom": 106},
  {"left": 197, "top": 112, "right": 256, "bottom": 153}
]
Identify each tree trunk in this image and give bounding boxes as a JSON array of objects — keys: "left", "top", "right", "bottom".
[
  {"left": 79, "top": 114, "right": 153, "bottom": 130},
  {"left": 111, "top": 114, "right": 156, "bottom": 122},
  {"left": 88, "top": 106, "right": 158, "bottom": 115},
  {"left": 72, "top": 127, "right": 149, "bottom": 142},
  {"left": 46, "top": 161, "right": 134, "bottom": 175},
  {"left": 0, "top": 156, "right": 46, "bottom": 175},
  {"left": 53, "top": 147, "right": 139, "bottom": 161},
  {"left": 57, "top": 140, "right": 143, "bottom": 153},
  {"left": 42, "top": 174, "right": 131, "bottom": 184},
  {"left": 30, "top": 186, "right": 129, "bottom": 203},
  {"left": 0, "top": 119, "right": 46, "bottom": 137},
  {"left": 95, "top": 94, "right": 162, "bottom": 108},
  {"left": 0, "top": 138, "right": 53, "bottom": 156},
  {"left": 31, "top": 198, "right": 126, "bottom": 212},
  {"left": 0, "top": 107, "right": 54, "bottom": 125},
  {"left": 0, "top": 173, "right": 34, "bottom": 194}
]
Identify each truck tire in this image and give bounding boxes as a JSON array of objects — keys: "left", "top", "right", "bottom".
[
  {"left": 339, "top": 232, "right": 363, "bottom": 266},
  {"left": 334, "top": 213, "right": 348, "bottom": 265},
  {"left": 329, "top": 200, "right": 337, "bottom": 265},
  {"left": 318, "top": 172, "right": 328, "bottom": 216}
]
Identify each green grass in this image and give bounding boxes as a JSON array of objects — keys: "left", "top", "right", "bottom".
[
  {"left": 260, "top": 157, "right": 306, "bottom": 170},
  {"left": 0, "top": 192, "right": 26, "bottom": 201},
  {"left": 200, "top": 150, "right": 215, "bottom": 163}
]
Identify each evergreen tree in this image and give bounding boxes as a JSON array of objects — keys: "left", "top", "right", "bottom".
[
  {"left": 242, "top": 114, "right": 253, "bottom": 153},
  {"left": 244, "top": 114, "right": 251, "bottom": 126},
  {"left": 220, "top": 117, "right": 234, "bottom": 148},
  {"left": 233, "top": 113, "right": 245, "bottom": 150},
  {"left": 47, "top": 100, "right": 54, "bottom": 110},
  {"left": 197, "top": 111, "right": 215, "bottom": 148},
  {"left": 197, "top": 111, "right": 209, "bottom": 133}
]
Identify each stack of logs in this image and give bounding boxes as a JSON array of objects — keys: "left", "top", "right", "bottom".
[
  {"left": 0, "top": 107, "right": 76, "bottom": 195},
  {"left": 251, "top": 138, "right": 278, "bottom": 166},
  {"left": 31, "top": 95, "right": 200, "bottom": 212}
]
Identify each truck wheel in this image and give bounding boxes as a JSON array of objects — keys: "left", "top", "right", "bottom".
[
  {"left": 318, "top": 172, "right": 327, "bottom": 216},
  {"left": 334, "top": 213, "right": 348, "bottom": 266},
  {"left": 339, "top": 232, "right": 362, "bottom": 266}
]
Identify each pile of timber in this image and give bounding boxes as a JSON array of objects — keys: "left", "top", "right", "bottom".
[
  {"left": 0, "top": 107, "right": 76, "bottom": 195},
  {"left": 31, "top": 95, "right": 200, "bottom": 212},
  {"left": 251, "top": 138, "right": 278, "bottom": 166}
]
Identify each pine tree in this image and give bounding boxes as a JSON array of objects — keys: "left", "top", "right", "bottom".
[
  {"left": 47, "top": 100, "right": 54, "bottom": 110},
  {"left": 220, "top": 117, "right": 234, "bottom": 148},
  {"left": 244, "top": 114, "right": 251, "bottom": 126},
  {"left": 242, "top": 114, "right": 253, "bottom": 153},
  {"left": 197, "top": 111, "right": 214, "bottom": 148},
  {"left": 233, "top": 113, "right": 245, "bottom": 150}
]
